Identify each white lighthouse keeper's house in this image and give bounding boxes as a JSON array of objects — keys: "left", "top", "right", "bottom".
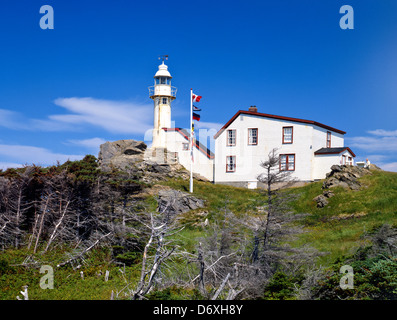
[
  {"left": 148, "top": 59, "right": 215, "bottom": 181},
  {"left": 213, "top": 106, "right": 356, "bottom": 188}
]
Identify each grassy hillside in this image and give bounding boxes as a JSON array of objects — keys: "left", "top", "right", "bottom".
[
  {"left": 161, "top": 170, "right": 397, "bottom": 266},
  {"left": 289, "top": 170, "right": 397, "bottom": 265},
  {"left": 1, "top": 167, "right": 396, "bottom": 300}
]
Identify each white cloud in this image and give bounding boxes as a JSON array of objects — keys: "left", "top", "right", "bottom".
[
  {"left": 367, "top": 129, "right": 397, "bottom": 137},
  {"left": 52, "top": 97, "right": 153, "bottom": 134},
  {"left": 67, "top": 137, "right": 106, "bottom": 154},
  {"left": 0, "top": 109, "right": 26, "bottom": 130},
  {"left": 359, "top": 154, "right": 389, "bottom": 163},
  {"left": 346, "top": 130, "right": 397, "bottom": 172},
  {"left": 30, "top": 118, "right": 78, "bottom": 132},
  {"left": 379, "top": 162, "right": 397, "bottom": 172},
  {"left": 0, "top": 97, "right": 154, "bottom": 135},
  {"left": 0, "top": 144, "right": 84, "bottom": 167},
  {"left": 0, "top": 162, "right": 24, "bottom": 170},
  {"left": 346, "top": 136, "right": 397, "bottom": 152}
]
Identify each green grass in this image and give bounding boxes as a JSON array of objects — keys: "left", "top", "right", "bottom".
[
  {"left": 1, "top": 169, "right": 396, "bottom": 299},
  {"left": 165, "top": 171, "right": 396, "bottom": 266},
  {"left": 0, "top": 247, "right": 143, "bottom": 300},
  {"left": 159, "top": 178, "right": 265, "bottom": 219},
  {"left": 289, "top": 170, "right": 397, "bottom": 265}
]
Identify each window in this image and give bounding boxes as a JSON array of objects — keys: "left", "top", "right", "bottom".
[
  {"left": 283, "top": 126, "right": 293, "bottom": 144},
  {"left": 347, "top": 156, "right": 353, "bottom": 166},
  {"left": 280, "top": 154, "right": 295, "bottom": 171},
  {"left": 227, "top": 130, "right": 236, "bottom": 146},
  {"left": 162, "top": 97, "right": 168, "bottom": 104},
  {"left": 156, "top": 77, "right": 170, "bottom": 85},
  {"left": 326, "top": 131, "right": 331, "bottom": 148},
  {"left": 182, "top": 143, "right": 189, "bottom": 151},
  {"left": 226, "top": 156, "right": 236, "bottom": 172},
  {"left": 248, "top": 128, "right": 258, "bottom": 145}
]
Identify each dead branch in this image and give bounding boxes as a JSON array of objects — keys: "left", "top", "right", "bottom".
[
  {"left": 211, "top": 273, "right": 230, "bottom": 300},
  {"left": 56, "top": 232, "right": 111, "bottom": 267}
]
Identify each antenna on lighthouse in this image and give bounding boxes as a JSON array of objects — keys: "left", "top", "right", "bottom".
[{"left": 159, "top": 55, "right": 169, "bottom": 62}]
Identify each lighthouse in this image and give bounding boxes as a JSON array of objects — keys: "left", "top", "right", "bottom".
[{"left": 149, "top": 57, "right": 177, "bottom": 148}]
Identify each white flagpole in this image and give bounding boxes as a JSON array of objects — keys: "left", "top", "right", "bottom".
[{"left": 190, "top": 88, "right": 194, "bottom": 193}]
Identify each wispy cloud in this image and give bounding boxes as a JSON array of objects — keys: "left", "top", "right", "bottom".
[
  {"left": 51, "top": 97, "right": 153, "bottom": 134},
  {"left": 359, "top": 154, "right": 389, "bottom": 163},
  {"left": 0, "top": 162, "right": 24, "bottom": 170},
  {"left": 347, "top": 129, "right": 397, "bottom": 172},
  {"left": 379, "top": 162, "right": 397, "bottom": 172},
  {"left": 0, "top": 109, "right": 27, "bottom": 130},
  {"left": 346, "top": 136, "right": 397, "bottom": 152},
  {"left": 0, "top": 97, "right": 154, "bottom": 135},
  {"left": 66, "top": 137, "right": 106, "bottom": 154},
  {"left": 0, "top": 144, "right": 84, "bottom": 167},
  {"left": 354, "top": 154, "right": 397, "bottom": 172},
  {"left": 367, "top": 129, "right": 397, "bottom": 137}
]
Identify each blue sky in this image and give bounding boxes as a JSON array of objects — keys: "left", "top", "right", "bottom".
[{"left": 0, "top": 0, "right": 397, "bottom": 171}]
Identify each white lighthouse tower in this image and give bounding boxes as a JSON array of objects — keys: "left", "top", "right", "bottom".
[{"left": 149, "top": 56, "right": 177, "bottom": 148}]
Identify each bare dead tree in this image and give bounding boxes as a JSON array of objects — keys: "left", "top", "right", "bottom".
[
  {"left": 187, "top": 149, "right": 318, "bottom": 300},
  {"left": 0, "top": 169, "right": 34, "bottom": 249},
  {"left": 195, "top": 208, "right": 267, "bottom": 299},
  {"left": 32, "top": 194, "right": 51, "bottom": 253},
  {"left": 41, "top": 171, "right": 78, "bottom": 253},
  {"left": 256, "top": 148, "right": 295, "bottom": 255},
  {"left": 255, "top": 149, "right": 319, "bottom": 276},
  {"left": 56, "top": 232, "right": 112, "bottom": 268},
  {"left": 108, "top": 192, "right": 185, "bottom": 300},
  {"left": 130, "top": 212, "right": 178, "bottom": 300}
]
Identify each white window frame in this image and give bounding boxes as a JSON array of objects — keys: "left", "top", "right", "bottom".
[
  {"left": 227, "top": 129, "right": 236, "bottom": 146},
  {"left": 283, "top": 126, "right": 293, "bottom": 144},
  {"left": 226, "top": 156, "right": 236, "bottom": 172},
  {"left": 248, "top": 128, "right": 258, "bottom": 145},
  {"left": 280, "top": 154, "right": 295, "bottom": 171}
]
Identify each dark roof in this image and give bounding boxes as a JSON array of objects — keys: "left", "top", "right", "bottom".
[
  {"left": 214, "top": 110, "right": 346, "bottom": 139},
  {"left": 314, "top": 147, "right": 356, "bottom": 157},
  {"left": 163, "top": 128, "right": 215, "bottom": 159}
]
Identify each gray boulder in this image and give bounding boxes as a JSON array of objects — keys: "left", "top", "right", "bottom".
[
  {"left": 313, "top": 194, "right": 329, "bottom": 208},
  {"left": 322, "top": 165, "right": 371, "bottom": 190},
  {"left": 314, "top": 165, "right": 373, "bottom": 208},
  {"left": 157, "top": 189, "right": 205, "bottom": 215},
  {"left": 313, "top": 189, "right": 335, "bottom": 208},
  {"left": 98, "top": 140, "right": 147, "bottom": 171}
]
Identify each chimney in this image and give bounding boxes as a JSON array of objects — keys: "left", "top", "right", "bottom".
[{"left": 248, "top": 105, "right": 258, "bottom": 113}]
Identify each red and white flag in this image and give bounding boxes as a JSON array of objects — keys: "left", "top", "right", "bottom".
[{"left": 192, "top": 93, "right": 202, "bottom": 102}]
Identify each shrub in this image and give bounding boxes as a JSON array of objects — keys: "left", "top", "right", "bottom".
[
  {"left": 264, "top": 272, "right": 301, "bottom": 300},
  {"left": 0, "top": 259, "right": 14, "bottom": 275},
  {"left": 115, "top": 252, "right": 141, "bottom": 266}
]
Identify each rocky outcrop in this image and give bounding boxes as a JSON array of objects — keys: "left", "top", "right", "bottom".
[
  {"left": 313, "top": 165, "right": 376, "bottom": 208},
  {"left": 157, "top": 189, "right": 205, "bottom": 215},
  {"left": 97, "top": 140, "right": 191, "bottom": 183},
  {"left": 98, "top": 140, "right": 147, "bottom": 170},
  {"left": 322, "top": 165, "right": 372, "bottom": 190},
  {"left": 97, "top": 140, "right": 206, "bottom": 216},
  {"left": 313, "top": 190, "right": 334, "bottom": 208}
]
